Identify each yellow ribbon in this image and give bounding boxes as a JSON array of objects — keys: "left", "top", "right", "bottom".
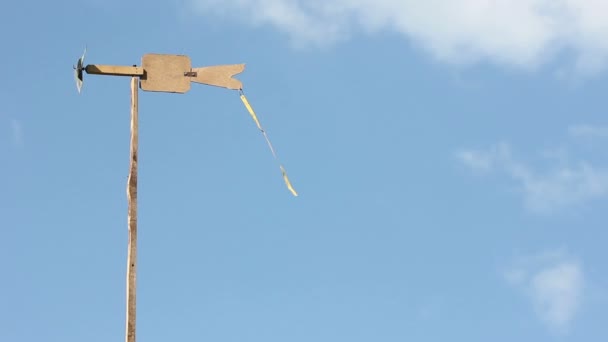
[{"left": 240, "top": 91, "right": 298, "bottom": 197}]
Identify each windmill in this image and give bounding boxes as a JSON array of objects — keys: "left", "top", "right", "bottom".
[{"left": 74, "top": 49, "right": 296, "bottom": 342}]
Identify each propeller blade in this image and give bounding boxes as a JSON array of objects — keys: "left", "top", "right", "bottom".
[{"left": 74, "top": 47, "right": 86, "bottom": 93}]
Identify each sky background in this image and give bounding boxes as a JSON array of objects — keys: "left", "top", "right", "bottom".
[{"left": 1, "top": 0, "right": 607, "bottom": 341}]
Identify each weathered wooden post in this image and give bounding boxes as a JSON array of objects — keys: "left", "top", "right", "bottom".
[
  {"left": 126, "top": 76, "right": 138, "bottom": 342},
  {"left": 74, "top": 50, "right": 245, "bottom": 342}
]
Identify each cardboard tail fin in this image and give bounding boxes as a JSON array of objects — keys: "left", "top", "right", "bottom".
[{"left": 191, "top": 64, "right": 245, "bottom": 90}]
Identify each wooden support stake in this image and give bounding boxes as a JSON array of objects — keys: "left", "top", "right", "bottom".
[{"left": 126, "top": 77, "right": 138, "bottom": 342}]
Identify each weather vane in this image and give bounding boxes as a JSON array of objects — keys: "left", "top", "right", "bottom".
[{"left": 74, "top": 47, "right": 297, "bottom": 342}]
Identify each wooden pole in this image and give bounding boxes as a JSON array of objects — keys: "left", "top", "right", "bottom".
[{"left": 126, "top": 76, "right": 138, "bottom": 342}]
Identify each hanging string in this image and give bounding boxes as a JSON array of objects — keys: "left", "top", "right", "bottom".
[{"left": 239, "top": 89, "right": 298, "bottom": 197}]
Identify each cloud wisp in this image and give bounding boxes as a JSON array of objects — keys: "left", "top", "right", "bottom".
[
  {"left": 568, "top": 124, "right": 608, "bottom": 140},
  {"left": 191, "top": 0, "right": 608, "bottom": 73},
  {"left": 455, "top": 139, "right": 608, "bottom": 214},
  {"left": 505, "top": 251, "right": 584, "bottom": 333},
  {"left": 10, "top": 119, "right": 23, "bottom": 148}
]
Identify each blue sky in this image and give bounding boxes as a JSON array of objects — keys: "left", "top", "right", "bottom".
[{"left": 1, "top": 0, "right": 607, "bottom": 341}]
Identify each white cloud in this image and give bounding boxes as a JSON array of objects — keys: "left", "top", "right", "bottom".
[
  {"left": 190, "top": 0, "right": 608, "bottom": 73},
  {"left": 517, "top": 161, "right": 608, "bottom": 212},
  {"left": 531, "top": 262, "right": 583, "bottom": 330},
  {"left": 454, "top": 150, "right": 493, "bottom": 172},
  {"left": 568, "top": 124, "right": 608, "bottom": 140},
  {"left": 505, "top": 251, "right": 584, "bottom": 333},
  {"left": 454, "top": 142, "right": 509, "bottom": 172},
  {"left": 456, "top": 141, "right": 608, "bottom": 213},
  {"left": 10, "top": 119, "right": 23, "bottom": 147}
]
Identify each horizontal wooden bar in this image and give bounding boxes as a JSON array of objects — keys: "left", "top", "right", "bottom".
[{"left": 85, "top": 64, "right": 144, "bottom": 77}]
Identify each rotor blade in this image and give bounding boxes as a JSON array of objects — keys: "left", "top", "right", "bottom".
[
  {"left": 75, "top": 68, "right": 83, "bottom": 93},
  {"left": 80, "top": 47, "right": 86, "bottom": 67},
  {"left": 74, "top": 47, "right": 86, "bottom": 93}
]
